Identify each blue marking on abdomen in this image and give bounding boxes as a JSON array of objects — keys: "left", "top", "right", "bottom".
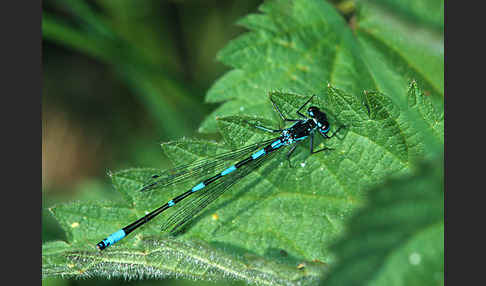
[
  {"left": 168, "top": 200, "right": 175, "bottom": 207},
  {"left": 191, "top": 182, "right": 205, "bottom": 192},
  {"left": 251, "top": 149, "right": 266, "bottom": 159},
  {"left": 221, "top": 165, "right": 237, "bottom": 176},
  {"left": 103, "top": 229, "right": 126, "bottom": 247},
  {"left": 271, "top": 139, "right": 283, "bottom": 148}
]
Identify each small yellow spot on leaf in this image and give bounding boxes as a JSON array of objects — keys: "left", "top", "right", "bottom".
[
  {"left": 212, "top": 213, "right": 219, "bottom": 220},
  {"left": 312, "top": 259, "right": 327, "bottom": 265},
  {"left": 71, "top": 222, "right": 79, "bottom": 228},
  {"left": 296, "top": 64, "right": 309, "bottom": 72},
  {"left": 297, "top": 263, "right": 305, "bottom": 270}
]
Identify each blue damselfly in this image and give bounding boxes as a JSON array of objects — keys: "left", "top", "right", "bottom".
[{"left": 97, "top": 95, "right": 345, "bottom": 250}]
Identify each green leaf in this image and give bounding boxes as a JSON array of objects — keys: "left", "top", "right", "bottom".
[
  {"left": 200, "top": 0, "right": 443, "bottom": 133},
  {"left": 43, "top": 0, "right": 443, "bottom": 284},
  {"left": 43, "top": 81, "right": 442, "bottom": 284},
  {"left": 43, "top": 2, "right": 205, "bottom": 139},
  {"left": 321, "top": 156, "right": 444, "bottom": 286},
  {"left": 42, "top": 238, "right": 327, "bottom": 283},
  {"left": 406, "top": 80, "right": 444, "bottom": 145},
  {"left": 365, "top": 0, "right": 444, "bottom": 31},
  {"left": 354, "top": 2, "right": 444, "bottom": 105}
]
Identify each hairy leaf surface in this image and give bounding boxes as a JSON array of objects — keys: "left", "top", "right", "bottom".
[{"left": 43, "top": 0, "right": 443, "bottom": 284}]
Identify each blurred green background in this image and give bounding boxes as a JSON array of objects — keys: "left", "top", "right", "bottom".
[
  {"left": 42, "top": 1, "right": 357, "bottom": 285},
  {"left": 42, "top": 1, "right": 264, "bottom": 285}
]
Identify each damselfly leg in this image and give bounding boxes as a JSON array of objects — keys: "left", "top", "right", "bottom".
[
  {"left": 322, "top": 125, "right": 347, "bottom": 140},
  {"left": 96, "top": 94, "right": 347, "bottom": 250},
  {"left": 310, "top": 132, "right": 333, "bottom": 154},
  {"left": 269, "top": 95, "right": 300, "bottom": 122},
  {"left": 296, "top": 95, "right": 315, "bottom": 118}
]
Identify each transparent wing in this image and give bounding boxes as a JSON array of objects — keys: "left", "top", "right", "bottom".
[
  {"left": 141, "top": 138, "right": 278, "bottom": 192},
  {"left": 160, "top": 148, "right": 281, "bottom": 234}
]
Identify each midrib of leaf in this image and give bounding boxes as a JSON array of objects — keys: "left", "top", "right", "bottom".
[
  {"left": 63, "top": 249, "right": 222, "bottom": 280},
  {"left": 357, "top": 28, "right": 442, "bottom": 98},
  {"left": 113, "top": 249, "right": 253, "bottom": 283},
  {"left": 326, "top": 43, "right": 342, "bottom": 85},
  {"left": 46, "top": 239, "right": 324, "bottom": 285}
]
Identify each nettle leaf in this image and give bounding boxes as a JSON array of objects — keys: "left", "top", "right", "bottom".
[
  {"left": 200, "top": 0, "right": 376, "bottom": 133},
  {"left": 43, "top": 237, "right": 326, "bottom": 283},
  {"left": 366, "top": 0, "right": 444, "bottom": 32},
  {"left": 43, "top": 0, "right": 443, "bottom": 284},
  {"left": 354, "top": 1, "right": 444, "bottom": 104},
  {"left": 43, "top": 81, "right": 443, "bottom": 284},
  {"left": 200, "top": 0, "right": 443, "bottom": 133},
  {"left": 322, "top": 156, "right": 444, "bottom": 286},
  {"left": 406, "top": 81, "right": 444, "bottom": 145},
  {"left": 43, "top": 143, "right": 329, "bottom": 284}
]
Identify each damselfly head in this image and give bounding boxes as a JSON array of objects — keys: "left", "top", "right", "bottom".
[{"left": 307, "top": 106, "right": 326, "bottom": 118}]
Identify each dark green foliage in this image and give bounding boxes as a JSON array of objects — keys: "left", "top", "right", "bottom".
[
  {"left": 322, "top": 157, "right": 443, "bottom": 286},
  {"left": 43, "top": 0, "right": 443, "bottom": 284}
]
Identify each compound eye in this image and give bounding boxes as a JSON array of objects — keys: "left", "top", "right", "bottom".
[
  {"left": 308, "top": 106, "right": 318, "bottom": 116},
  {"left": 320, "top": 122, "right": 330, "bottom": 133}
]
